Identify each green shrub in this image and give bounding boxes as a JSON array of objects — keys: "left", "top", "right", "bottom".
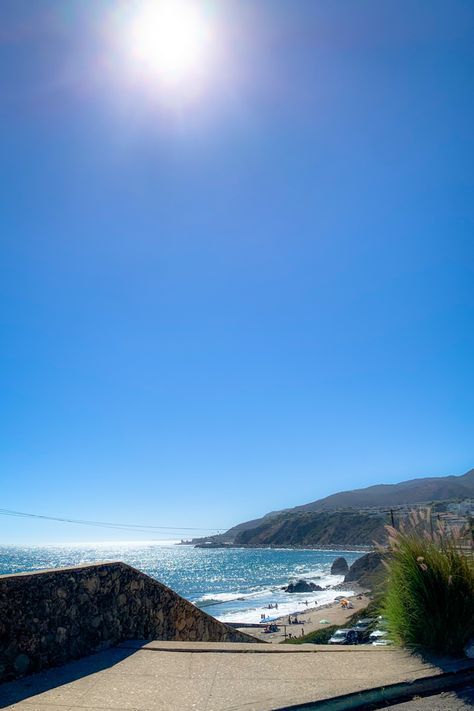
[
  {"left": 348, "top": 599, "right": 381, "bottom": 625},
  {"left": 283, "top": 625, "right": 338, "bottom": 645},
  {"left": 382, "top": 519, "right": 474, "bottom": 656}
]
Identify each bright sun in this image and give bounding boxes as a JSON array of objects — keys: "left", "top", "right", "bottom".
[{"left": 127, "top": 0, "right": 213, "bottom": 86}]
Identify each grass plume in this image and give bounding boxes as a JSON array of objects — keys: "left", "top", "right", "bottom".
[{"left": 383, "top": 512, "right": 474, "bottom": 656}]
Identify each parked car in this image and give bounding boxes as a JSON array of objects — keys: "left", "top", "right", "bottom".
[
  {"left": 369, "top": 626, "right": 394, "bottom": 645},
  {"left": 368, "top": 629, "right": 389, "bottom": 643},
  {"left": 328, "top": 628, "right": 359, "bottom": 645},
  {"left": 352, "top": 618, "right": 376, "bottom": 640}
]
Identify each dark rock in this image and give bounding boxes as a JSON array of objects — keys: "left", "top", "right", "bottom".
[
  {"left": 344, "top": 552, "right": 385, "bottom": 588},
  {"left": 330, "top": 557, "right": 349, "bottom": 575},
  {"left": 284, "top": 579, "right": 324, "bottom": 593},
  {"left": 13, "top": 654, "right": 30, "bottom": 675}
]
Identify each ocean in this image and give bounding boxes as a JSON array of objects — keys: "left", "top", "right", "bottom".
[{"left": 0, "top": 542, "right": 362, "bottom": 624}]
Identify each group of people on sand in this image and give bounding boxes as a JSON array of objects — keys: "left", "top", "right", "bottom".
[
  {"left": 340, "top": 599, "right": 354, "bottom": 609},
  {"left": 260, "top": 602, "right": 278, "bottom": 622},
  {"left": 263, "top": 623, "right": 279, "bottom": 634}
]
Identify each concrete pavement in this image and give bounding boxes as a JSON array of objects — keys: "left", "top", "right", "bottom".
[{"left": 0, "top": 641, "right": 472, "bottom": 711}]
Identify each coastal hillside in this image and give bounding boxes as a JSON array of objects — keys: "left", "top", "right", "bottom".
[
  {"left": 217, "top": 467, "right": 474, "bottom": 541},
  {"left": 234, "top": 511, "right": 387, "bottom": 547},
  {"left": 282, "top": 467, "right": 474, "bottom": 514},
  {"left": 192, "top": 467, "right": 474, "bottom": 547}
]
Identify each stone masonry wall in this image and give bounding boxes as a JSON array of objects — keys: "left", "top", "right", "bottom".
[{"left": 0, "top": 561, "right": 257, "bottom": 682}]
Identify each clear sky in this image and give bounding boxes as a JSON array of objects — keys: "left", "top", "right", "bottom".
[{"left": 1, "top": 0, "right": 473, "bottom": 544}]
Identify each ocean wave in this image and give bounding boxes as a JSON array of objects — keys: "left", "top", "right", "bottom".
[
  {"left": 1, "top": 544, "right": 362, "bottom": 627},
  {"left": 195, "top": 596, "right": 246, "bottom": 608},
  {"left": 216, "top": 587, "right": 355, "bottom": 625},
  {"left": 194, "top": 569, "right": 346, "bottom": 612},
  {"left": 195, "top": 587, "right": 277, "bottom": 606}
]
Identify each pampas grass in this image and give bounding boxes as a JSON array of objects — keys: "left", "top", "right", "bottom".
[{"left": 383, "top": 513, "right": 474, "bottom": 655}]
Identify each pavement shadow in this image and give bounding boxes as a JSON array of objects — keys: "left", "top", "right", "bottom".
[
  {"left": 411, "top": 649, "right": 474, "bottom": 674},
  {"left": 360, "top": 682, "right": 474, "bottom": 709},
  {"left": 0, "top": 645, "right": 138, "bottom": 709},
  {"left": 453, "top": 685, "right": 474, "bottom": 707}
]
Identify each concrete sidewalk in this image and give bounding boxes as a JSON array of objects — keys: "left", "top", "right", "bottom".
[{"left": 0, "top": 641, "right": 472, "bottom": 711}]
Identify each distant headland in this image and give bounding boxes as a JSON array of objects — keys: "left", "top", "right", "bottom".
[{"left": 187, "top": 467, "right": 474, "bottom": 549}]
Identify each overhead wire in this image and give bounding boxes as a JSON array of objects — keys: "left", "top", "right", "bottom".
[{"left": 0, "top": 508, "right": 222, "bottom": 535}]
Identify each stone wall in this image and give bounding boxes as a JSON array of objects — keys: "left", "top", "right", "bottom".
[{"left": 0, "top": 561, "right": 257, "bottom": 682}]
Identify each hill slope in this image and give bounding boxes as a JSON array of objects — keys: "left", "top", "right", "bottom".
[
  {"left": 287, "top": 468, "right": 474, "bottom": 513},
  {"left": 216, "top": 467, "right": 474, "bottom": 543},
  {"left": 234, "top": 511, "right": 387, "bottom": 547}
]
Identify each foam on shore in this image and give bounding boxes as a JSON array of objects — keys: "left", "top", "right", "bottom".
[{"left": 210, "top": 586, "right": 355, "bottom": 625}]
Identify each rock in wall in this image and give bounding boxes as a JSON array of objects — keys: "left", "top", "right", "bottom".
[{"left": 0, "top": 561, "right": 257, "bottom": 682}]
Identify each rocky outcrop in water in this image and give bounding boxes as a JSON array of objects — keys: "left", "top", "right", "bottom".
[
  {"left": 330, "top": 556, "right": 349, "bottom": 575},
  {"left": 344, "top": 551, "right": 385, "bottom": 588},
  {"left": 283, "top": 579, "right": 324, "bottom": 593}
]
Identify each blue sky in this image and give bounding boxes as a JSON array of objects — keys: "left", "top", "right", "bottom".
[{"left": 1, "top": 0, "right": 473, "bottom": 543}]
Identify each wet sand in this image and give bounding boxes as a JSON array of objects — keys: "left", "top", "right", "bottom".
[{"left": 238, "top": 593, "right": 371, "bottom": 643}]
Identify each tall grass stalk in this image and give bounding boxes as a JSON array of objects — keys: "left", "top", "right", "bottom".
[{"left": 383, "top": 516, "right": 474, "bottom": 656}]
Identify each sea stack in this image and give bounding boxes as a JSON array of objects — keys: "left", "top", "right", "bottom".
[
  {"left": 283, "top": 579, "right": 324, "bottom": 593},
  {"left": 330, "top": 556, "right": 349, "bottom": 575},
  {"left": 344, "top": 551, "right": 384, "bottom": 587}
]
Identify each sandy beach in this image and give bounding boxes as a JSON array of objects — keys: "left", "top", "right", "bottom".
[{"left": 237, "top": 592, "right": 371, "bottom": 643}]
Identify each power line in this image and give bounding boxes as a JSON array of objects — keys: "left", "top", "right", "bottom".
[{"left": 0, "top": 509, "right": 222, "bottom": 535}]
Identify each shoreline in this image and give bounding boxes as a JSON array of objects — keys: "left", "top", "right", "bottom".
[
  {"left": 183, "top": 542, "right": 374, "bottom": 552},
  {"left": 235, "top": 589, "right": 370, "bottom": 643}
]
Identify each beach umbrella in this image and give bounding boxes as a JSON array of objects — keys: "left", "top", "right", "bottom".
[{"left": 319, "top": 619, "right": 330, "bottom": 624}]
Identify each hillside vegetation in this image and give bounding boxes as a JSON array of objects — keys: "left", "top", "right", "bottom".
[
  {"left": 234, "top": 511, "right": 388, "bottom": 547},
  {"left": 218, "top": 467, "right": 474, "bottom": 543},
  {"left": 190, "top": 467, "right": 473, "bottom": 549},
  {"left": 287, "top": 468, "right": 474, "bottom": 514}
]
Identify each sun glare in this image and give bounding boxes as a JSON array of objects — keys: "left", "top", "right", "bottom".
[{"left": 127, "top": 1, "right": 213, "bottom": 87}]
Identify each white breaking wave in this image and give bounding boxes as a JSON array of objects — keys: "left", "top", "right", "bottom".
[
  {"left": 195, "top": 587, "right": 278, "bottom": 607},
  {"left": 194, "top": 568, "right": 353, "bottom": 625},
  {"left": 216, "top": 587, "right": 355, "bottom": 625}
]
